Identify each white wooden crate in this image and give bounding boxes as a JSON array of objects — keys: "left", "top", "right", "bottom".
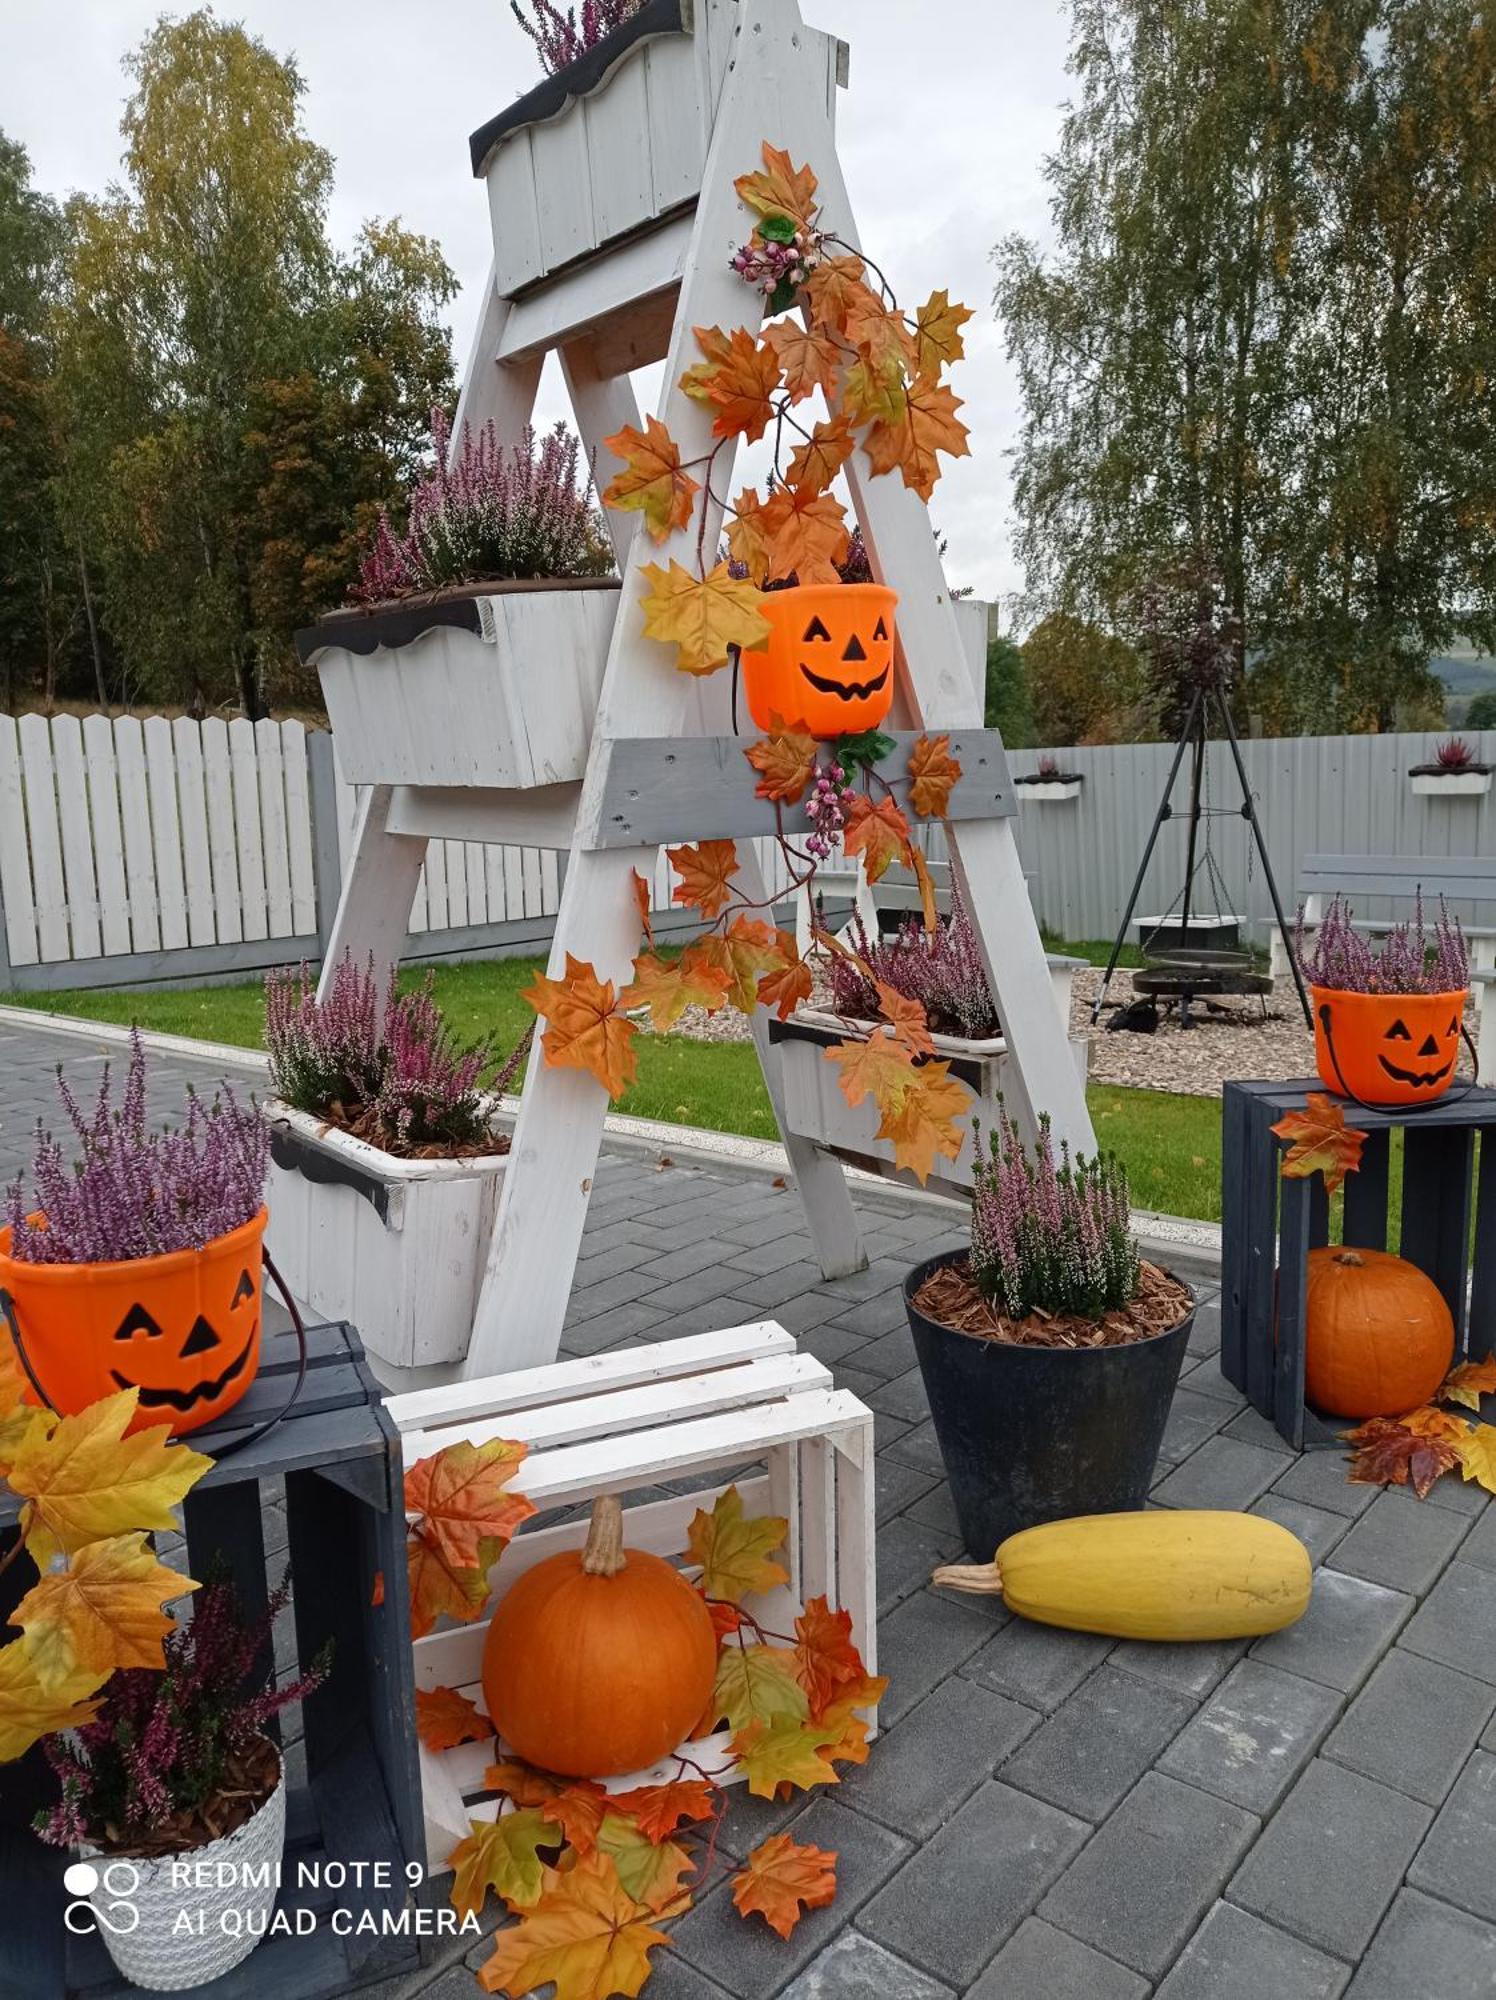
[{"left": 383, "top": 1322, "right": 876, "bottom": 1873}]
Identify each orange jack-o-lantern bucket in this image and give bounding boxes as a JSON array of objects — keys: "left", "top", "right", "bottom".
[
  {"left": 1310, "top": 986, "right": 1468, "bottom": 1108},
  {"left": 0, "top": 1207, "right": 266, "bottom": 1436},
  {"left": 740, "top": 583, "right": 898, "bottom": 739}
]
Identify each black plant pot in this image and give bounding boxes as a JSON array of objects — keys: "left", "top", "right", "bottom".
[{"left": 904, "top": 1250, "right": 1194, "bottom": 1559}]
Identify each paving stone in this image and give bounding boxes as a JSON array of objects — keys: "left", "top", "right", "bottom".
[
  {"left": 1452, "top": 1497, "right": 1496, "bottom": 1571},
  {"left": 859, "top": 1780, "right": 1089, "bottom": 1989},
  {"left": 875, "top": 1587, "right": 1003, "bottom": 1728},
  {"left": 1038, "top": 1771, "right": 1258, "bottom": 1978},
  {"left": 564, "top": 1267, "right": 663, "bottom": 1317},
  {"left": 794, "top": 1323, "right": 866, "bottom": 1370},
  {"left": 1176, "top": 1355, "right": 1250, "bottom": 1405},
  {"left": 841, "top": 1672, "right": 1040, "bottom": 1838},
  {"left": 711, "top": 1777, "right": 809, "bottom": 1863},
  {"left": 1330, "top": 1487, "right": 1472, "bottom": 1594},
  {"left": 877, "top": 1415, "right": 946, "bottom": 1480},
  {"left": 1107, "top": 1632, "right": 1246, "bottom": 1699},
  {"left": 875, "top": 1514, "right": 961, "bottom": 1615},
  {"left": 1269, "top": 1450, "right": 1379, "bottom": 1518},
  {"left": 1156, "top": 1387, "right": 1234, "bottom": 1466},
  {"left": 1420, "top": 1468, "right": 1490, "bottom": 1514},
  {"left": 1251, "top": 1568, "right": 1413, "bottom": 1692},
  {"left": 863, "top": 1367, "right": 930, "bottom": 1423},
  {"left": 821, "top": 1292, "right": 910, "bottom": 1341},
  {"left": 1154, "top": 1901, "right": 1350, "bottom": 2000},
  {"left": 1152, "top": 1435, "right": 1287, "bottom": 1510},
  {"left": 873, "top": 1455, "right": 937, "bottom": 1525},
  {"left": 901, "top": 1482, "right": 962, "bottom": 1539},
  {"left": 847, "top": 1324, "right": 919, "bottom": 1378},
  {"left": 619, "top": 1958, "right": 731, "bottom": 1999},
  {"left": 779, "top": 1931, "right": 953, "bottom": 1999},
  {"left": 961, "top": 1616, "right": 1113, "bottom": 1713},
  {"left": 1407, "top": 1748, "right": 1496, "bottom": 1920},
  {"left": 1400, "top": 1559, "right": 1496, "bottom": 1681},
  {"left": 967, "top": 1917, "right": 1148, "bottom": 2000},
  {"left": 1250, "top": 1491, "right": 1351, "bottom": 1567},
  {"left": 1160, "top": 1659, "right": 1343, "bottom": 1813},
  {"left": 1001, "top": 1664, "right": 1194, "bottom": 1820},
  {"left": 1221, "top": 1403, "right": 1299, "bottom": 1453},
  {"left": 723, "top": 1234, "right": 818, "bottom": 1276},
  {"left": 1230, "top": 1757, "right": 1431, "bottom": 1960},
  {"left": 814, "top": 1257, "right": 912, "bottom": 1304},
  {"left": 1324, "top": 1649, "right": 1494, "bottom": 1805},
  {"left": 644, "top": 1266, "right": 761, "bottom": 1315},
  {"left": 1343, "top": 1888, "right": 1496, "bottom": 1999},
  {"left": 673, "top": 1799, "right": 909, "bottom": 2000},
  {"left": 732, "top": 1261, "right": 834, "bottom": 1309}
]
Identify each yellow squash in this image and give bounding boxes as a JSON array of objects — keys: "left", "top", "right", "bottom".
[{"left": 934, "top": 1510, "right": 1311, "bottom": 1642}]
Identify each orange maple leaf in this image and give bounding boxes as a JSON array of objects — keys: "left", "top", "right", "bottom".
[
  {"left": 485, "top": 1759, "right": 570, "bottom": 1807},
  {"left": 864, "top": 371, "right": 971, "bottom": 500},
  {"left": 757, "top": 933, "right": 814, "bottom": 1021},
  {"left": 606, "top": 1780, "right": 719, "bottom": 1844},
  {"left": 631, "top": 869, "right": 653, "bottom": 948},
  {"left": 760, "top": 483, "right": 851, "bottom": 586},
  {"left": 875, "top": 983, "right": 934, "bottom": 1060},
  {"left": 792, "top": 1596, "right": 866, "bottom": 1719},
  {"left": 803, "top": 254, "right": 871, "bottom": 334},
  {"left": 1271, "top": 1094, "right": 1367, "bottom": 1194},
  {"left": 405, "top": 1438, "right": 534, "bottom": 1570},
  {"left": 601, "top": 416, "right": 699, "bottom": 541},
  {"left": 1441, "top": 1357, "right": 1496, "bottom": 1411},
  {"left": 638, "top": 559, "right": 772, "bottom": 676},
  {"left": 744, "top": 724, "right": 817, "bottom": 803},
  {"left": 408, "top": 1526, "right": 490, "bottom": 1640},
  {"left": 621, "top": 950, "right": 732, "bottom": 1032},
  {"left": 843, "top": 287, "right": 917, "bottom": 375},
  {"left": 731, "top": 1834, "right": 837, "bottom": 1940},
  {"left": 786, "top": 415, "right": 857, "bottom": 497},
  {"left": 842, "top": 793, "right": 912, "bottom": 882},
  {"left": 680, "top": 325, "right": 781, "bottom": 442},
  {"left": 476, "top": 1851, "right": 672, "bottom": 1999},
  {"left": 876, "top": 1061, "right": 971, "bottom": 1183},
  {"left": 416, "top": 1685, "right": 491, "bottom": 1752},
  {"left": 11, "top": 1532, "right": 189, "bottom": 1686},
  {"left": 907, "top": 733, "right": 962, "bottom": 818},
  {"left": 912, "top": 288, "right": 974, "bottom": 376},
  {"left": 734, "top": 142, "right": 819, "bottom": 228},
  {"left": 825, "top": 1032, "right": 916, "bottom": 1117},
  {"left": 522, "top": 955, "right": 639, "bottom": 1102},
  {"left": 725, "top": 487, "right": 776, "bottom": 587},
  {"left": 667, "top": 839, "right": 740, "bottom": 918},
  {"left": 541, "top": 1781, "right": 612, "bottom": 1857},
  {"left": 765, "top": 321, "right": 843, "bottom": 405}
]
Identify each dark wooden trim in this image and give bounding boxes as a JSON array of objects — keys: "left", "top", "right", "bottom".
[{"left": 295, "top": 577, "right": 619, "bottom": 666}]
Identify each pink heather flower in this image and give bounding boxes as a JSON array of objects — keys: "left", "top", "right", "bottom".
[
  {"left": 1296, "top": 893, "right": 1469, "bottom": 996},
  {"left": 969, "top": 1107, "right": 1138, "bottom": 1323},
  {"left": 511, "top": 0, "right": 643, "bottom": 72},
  {"left": 828, "top": 886, "right": 998, "bottom": 1040}
]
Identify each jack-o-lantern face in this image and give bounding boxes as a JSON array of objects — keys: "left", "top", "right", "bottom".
[
  {"left": 740, "top": 583, "right": 898, "bottom": 739},
  {"left": 1377, "top": 1013, "right": 1460, "bottom": 1091},
  {"left": 1310, "top": 986, "right": 1466, "bottom": 1108},
  {"left": 109, "top": 1264, "right": 260, "bottom": 1421}
]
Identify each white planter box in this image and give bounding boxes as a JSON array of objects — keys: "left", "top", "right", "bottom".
[
  {"left": 775, "top": 1005, "right": 1090, "bottom": 1201},
  {"left": 1016, "top": 777, "right": 1083, "bottom": 802},
  {"left": 264, "top": 1100, "right": 508, "bottom": 1368},
  {"left": 303, "top": 582, "right": 619, "bottom": 789},
  {"left": 1410, "top": 770, "right": 1492, "bottom": 797}
]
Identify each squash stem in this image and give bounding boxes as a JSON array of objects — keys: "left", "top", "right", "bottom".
[
  {"left": 930, "top": 1559, "right": 1005, "bottom": 1596},
  {"left": 581, "top": 1494, "right": 627, "bottom": 1576}
]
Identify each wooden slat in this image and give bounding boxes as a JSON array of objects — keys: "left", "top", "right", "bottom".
[
  {"left": 1342, "top": 1126, "right": 1390, "bottom": 1251},
  {"left": 255, "top": 716, "right": 295, "bottom": 937},
  {"left": 281, "top": 720, "right": 318, "bottom": 938},
  {"left": 143, "top": 715, "right": 188, "bottom": 950},
  {"left": 1274, "top": 1176, "right": 1313, "bottom": 1448},
  {"left": 1403, "top": 1124, "right": 1475, "bottom": 1348},
  {"left": 1470, "top": 1132, "right": 1496, "bottom": 1362},
  {"left": 229, "top": 715, "right": 269, "bottom": 941},
  {"left": 82, "top": 713, "right": 132, "bottom": 955},
  {"left": 51, "top": 715, "right": 101, "bottom": 958},
  {"left": 0, "top": 715, "right": 39, "bottom": 966},
  {"left": 200, "top": 717, "right": 242, "bottom": 943},
  {"left": 113, "top": 716, "right": 161, "bottom": 952}
]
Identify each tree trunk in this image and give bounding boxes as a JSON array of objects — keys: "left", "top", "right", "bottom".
[{"left": 76, "top": 536, "right": 106, "bottom": 709}]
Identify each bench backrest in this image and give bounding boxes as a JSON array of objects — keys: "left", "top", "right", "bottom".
[{"left": 1299, "top": 854, "right": 1496, "bottom": 905}]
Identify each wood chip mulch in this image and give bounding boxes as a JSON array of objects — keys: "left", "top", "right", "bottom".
[
  {"left": 317, "top": 1101, "right": 511, "bottom": 1162},
  {"left": 93, "top": 1733, "right": 280, "bottom": 1858},
  {"left": 912, "top": 1257, "right": 1193, "bottom": 1349}
]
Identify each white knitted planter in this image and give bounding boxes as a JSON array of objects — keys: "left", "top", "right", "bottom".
[{"left": 85, "top": 1745, "right": 285, "bottom": 1992}]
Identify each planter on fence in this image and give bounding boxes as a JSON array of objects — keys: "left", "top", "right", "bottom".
[
  {"left": 1409, "top": 767, "right": 1492, "bottom": 797},
  {"left": 264, "top": 1100, "right": 508, "bottom": 1369},
  {"left": 298, "top": 579, "right": 620, "bottom": 790},
  {"left": 1014, "top": 771, "right": 1083, "bottom": 802}
]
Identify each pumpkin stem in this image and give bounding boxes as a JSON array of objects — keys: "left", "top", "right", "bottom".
[
  {"left": 1333, "top": 1250, "right": 1366, "bottom": 1268},
  {"left": 581, "top": 1495, "right": 627, "bottom": 1577},
  {"left": 930, "top": 1559, "right": 1005, "bottom": 1596}
]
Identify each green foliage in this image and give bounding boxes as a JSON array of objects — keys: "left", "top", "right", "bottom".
[
  {"left": 983, "top": 634, "right": 1034, "bottom": 746},
  {"left": 1021, "top": 612, "right": 1148, "bottom": 746},
  {"left": 1460, "top": 689, "right": 1496, "bottom": 732}
]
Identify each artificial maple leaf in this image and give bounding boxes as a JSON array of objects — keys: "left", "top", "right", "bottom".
[
  {"left": 408, "top": 1525, "right": 490, "bottom": 1640},
  {"left": 803, "top": 254, "right": 870, "bottom": 334},
  {"left": 906, "top": 733, "right": 962, "bottom": 818},
  {"left": 734, "top": 142, "right": 819, "bottom": 228},
  {"left": 631, "top": 869, "right": 654, "bottom": 948},
  {"left": 765, "top": 321, "right": 842, "bottom": 405},
  {"left": 745, "top": 724, "right": 817, "bottom": 804},
  {"left": 638, "top": 559, "right": 772, "bottom": 677},
  {"left": 405, "top": 1438, "right": 534, "bottom": 1571},
  {"left": 542, "top": 1782, "right": 612, "bottom": 1857},
  {"left": 731, "top": 1714, "right": 844, "bottom": 1799},
  {"left": 792, "top": 1596, "right": 866, "bottom": 1719},
  {"left": 841, "top": 353, "right": 908, "bottom": 428},
  {"left": 417, "top": 1685, "right": 491, "bottom": 1752},
  {"left": 522, "top": 955, "right": 639, "bottom": 1102},
  {"left": 841, "top": 793, "right": 912, "bottom": 883},
  {"left": 1344, "top": 1415, "right": 1463, "bottom": 1499},
  {"left": 6, "top": 1390, "right": 212, "bottom": 1566},
  {"left": 594, "top": 1814, "right": 694, "bottom": 1914},
  {"left": 667, "top": 839, "right": 740, "bottom": 919},
  {"left": 843, "top": 287, "right": 917, "bottom": 375},
  {"left": 477, "top": 1851, "right": 672, "bottom": 1999},
  {"left": 0, "top": 1638, "right": 103, "bottom": 1763},
  {"left": 1440, "top": 1358, "right": 1496, "bottom": 1411},
  {"left": 1455, "top": 1423, "right": 1496, "bottom": 1494},
  {"left": 757, "top": 934, "right": 814, "bottom": 1022},
  {"left": 600, "top": 417, "right": 699, "bottom": 541},
  {"left": 875, "top": 983, "right": 934, "bottom": 1060},
  {"left": 725, "top": 487, "right": 775, "bottom": 586},
  {"left": 877, "top": 1061, "right": 971, "bottom": 1184},
  {"left": 711, "top": 1643, "right": 809, "bottom": 1733},
  {"left": 826, "top": 1031, "right": 917, "bottom": 1120},
  {"left": 908, "top": 845, "right": 941, "bottom": 932},
  {"left": 687, "top": 1486, "right": 790, "bottom": 1604},
  {"left": 864, "top": 371, "right": 971, "bottom": 500},
  {"left": 486, "top": 1760, "right": 570, "bottom": 1807},
  {"left": 1403, "top": 1404, "right": 1472, "bottom": 1440},
  {"left": 701, "top": 1593, "right": 743, "bottom": 1645},
  {"left": 691, "top": 918, "right": 784, "bottom": 1014},
  {"left": 816, "top": 1698, "right": 873, "bottom": 1771},
  {"left": 759, "top": 483, "right": 851, "bottom": 586},
  {"left": 680, "top": 325, "right": 781, "bottom": 442},
  {"left": 786, "top": 415, "right": 857, "bottom": 496},
  {"left": 731, "top": 1834, "right": 837, "bottom": 1939},
  {"left": 11, "top": 1531, "right": 191, "bottom": 1690},
  {"left": 1271, "top": 1094, "right": 1367, "bottom": 1194},
  {"left": 912, "top": 288, "right": 974, "bottom": 376},
  {"left": 622, "top": 951, "right": 731, "bottom": 1033},
  {"left": 449, "top": 1807, "right": 555, "bottom": 1917},
  {"left": 606, "top": 1780, "right": 718, "bottom": 1845},
  {"left": 0, "top": 1327, "right": 44, "bottom": 1468}
]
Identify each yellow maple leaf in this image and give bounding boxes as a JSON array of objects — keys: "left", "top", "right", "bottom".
[
  {"left": 731, "top": 1714, "right": 844, "bottom": 1799},
  {"left": 638, "top": 560, "right": 772, "bottom": 677},
  {"left": 864, "top": 371, "right": 971, "bottom": 500},
  {"left": 593, "top": 1814, "right": 694, "bottom": 1915},
  {"left": 679, "top": 325, "right": 781, "bottom": 443},
  {"left": 12, "top": 1531, "right": 194, "bottom": 1690},
  {"left": 477, "top": 1851, "right": 672, "bottom": 2000},
  {"left": 6, "top": 1390, "right": 212, "bottom": 1566},
  {"left": 0, "top": 1636, "right": 104, "bottom": 1762},
  {"left": 1441, "top": 1357, "right": 1496, "bottom": 1411},
  {"left": 522, "top": 955, "right": 639, "bottom": 1102},
  {"left": 725, "top": 488, "right": 776, "bottom": 587},
  {"left": 689, "top": 917, "right": 784, "bottom": 1014},
  {"left": 912, "top": 288, "right": 974, "bottom": 376},
  {"left": 711, "top": 1644, "right": 809, "bottom": 1733},
  {"left": 687, "top": 1487, "right": 789, "bottom": 1605},
  {"left": 600, "top": 416, "right": 699, "bottom": 542},
  {"left": 734, "top": 142, "right": 819, "bottom": 229},
  {"left": 448, "top": 1807, "right": 554, "bottom": 1918},
  {"left": 1455, "top": 1423, "right": 1496, "bottom": 1494},
  {"left": 621, "top": 951, "right": 731, "bottom": 1032},
  {"left": 876, "top": 1061, "right": 972, "bottom": 1183}
]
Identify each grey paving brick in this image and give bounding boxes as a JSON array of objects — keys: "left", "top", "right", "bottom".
[
  {"left": 779, "top": 1932, "right": 953, "bottom": 2000},
  {"left": 1107, "top": 1632, "right": 1247, "bottom": 1699},
  {"left": 732, "top": 1261, "right": 834, "bottom": 1309},
  {"left": 1251, "top": 1567, "right": 1413, "bottom": 1692},
  {"left": 1221, "top": 1402, "right": 1300, "bottom": 1453},
  {"left": 1330, "top": 1487, "right": 1472, "bottom": 1594},
  {"left": 1452, "top": 1496, "right": 1496, "bottom": 1571},
  {"left": 1344, "top": 1888, "right": 1496, "bottom": 1999},
  {"left": 563, "top": 1266, "right": 664, "bottom": 1317},
  {"left": 1160, "top": 1658, "right": 1342, "bottom": 1812},
  {"left": 863, "top": 1366, "right": 930, "bottom": 1423},
  {"left": 860, "top": 1780, "right": 1089, "bottom": 1988},
  {"left": 1230, "top": 1758, "right": 1431, "bottom": 1960},
  {"left": 1154, "top": 1901, "right": 1350, "bottom": 2000},
  {"left": 723, "top": 1234, "right": 816, "bottom": 1276},
  {"left": 875, "top": 1587, "right": 1000, "bottom": 1728},
  {"left": 961, "top": 1616, "right": 1113, "bottom": 1713},
  {"left": 967, "top": 1917, "right": 1148, "bottom": 2000},
  {"left": 841, "top": 1673, "right": 1040, "bottom": 1838},
  {"left": 620, "top": 1958, "right": 731, "bottom": 2000},
  {"left": 876, "top": 1415, "right": 946, "bottom": 1480},
  {"left": 822, "top": 1293, "right": 911, "bottom": 1342},
  {"left": 643, "top": 1266, "right": 760, "bottom": 1314},
  {"left": 1269, "top": 1451, "right": 1379, "bottom": 1519},
  {"left": 711, "top": 1777, "right": 809, "bottom": 1863},
  {"left": 1038, "top": 1771, "right": 1258, "bottom": 1978},
  {"left": 1152, "top": 1435, "right": 1287, "bottom": 1510},
  {"left": 875, "top": 1514, "right": 961, "bottom": 1615},
  {"left": 874, "top": 1455, "right": 937, "bottom": 1525},
  {"left": 1324, "top": 1649, "right": 1495, "bottom": 1805},
  {"left": 1407, "top": 1748, "right": 1496, "bottom": 1920},
  {"left": 1251, "top": 1492, "right": 1352, "bottom": 1567},
  {"left": 557, "top": 1298, "right": 664, "bottom": 1352},
  {"left": 1400, "top": 1559, "right": 1496, "bottom": 1681},
  {"left": 1157, "top": 1387, "right": 1235, "bottom": 1466},
  {"left": 1177, "top": 1355, "right": 1250, "bottom": 1404},
  {"left": 814, "top": 1257, "right": 911, "bottom": 1304},
  {"left": 1001, "top": 1664, "right": 1194, "bottom": 1820},
  {"left": 902, "top": 1482, "right": 962, "bottom": 1539}
]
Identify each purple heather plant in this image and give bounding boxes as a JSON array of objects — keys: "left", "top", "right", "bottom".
[
  {"left": 2, "top": 1034, "right": 267, "bottom": 1267},
  {"left": 970, "top": 1106, "right": 1138, "bottom": 1323},
  {"left": 354, "top": 409, "right": 614, "bottom": 602},
  {"left": 1295, "top": 893, "right": 1470, "bottom": 996},
  {"left": 511, "top": 0, "right": 643, "bottom": 72},
  {"left": 36, "top": 1568, "right": 327, "bottom": 1855},
  {"left": 1036, "top": 753, "right": 1062, "bottom": 779},
  {"left": 827, "top": 891, "right": 999, "bottom": 1040},
  {"left": 265, "top": 955, "right": 528, "bottom": 1154}
]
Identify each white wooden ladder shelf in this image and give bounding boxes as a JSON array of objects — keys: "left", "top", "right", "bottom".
[{"left": 310, "top": 0, "right": 1095, "bottom": 1375}]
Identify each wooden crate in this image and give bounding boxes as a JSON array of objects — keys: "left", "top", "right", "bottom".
[
  {"left": 1221, "top": 1079, "right": 1496, "bottom": 1447},
  {"left": 383, "top": 1323, "right": 876, "bottom": 1873},
  {"left": 0, "top": 1321, "right": 426, "bottom": 2000}
]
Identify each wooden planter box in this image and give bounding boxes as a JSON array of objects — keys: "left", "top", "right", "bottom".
[
  {"left": 1410, "top": 769, "right": 1492, "bottom": 798},
  {"left": 297, "top": 581, "right": 619, "bottom": 790},
  {"left": 265, "top": 1101, "right": 509, "bottom": 1370},
  {"left": 1015, "top": 775, "right": 1083, "bottom": 802}
]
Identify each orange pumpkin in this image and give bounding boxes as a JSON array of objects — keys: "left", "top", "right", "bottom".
[
  {"left": 1304, "top": 1245, "right": 1454, "bottom": 1418},
  {"left": 1311, "top": 986, "right": 1467, "bottom": 1108},
  {"left": 0, "top": 1208, "right": 266, "bottom": 1437},
  {"left": 481, "top": 1495, "right": 717, "bottom": 1778},
  {"left": 740, "top": 583, "right": 897, "bottom": 739}
]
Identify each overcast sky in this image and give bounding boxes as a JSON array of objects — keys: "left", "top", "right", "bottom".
[{"left": 0, "top": 0, "right": 1074, "bottom": 605}]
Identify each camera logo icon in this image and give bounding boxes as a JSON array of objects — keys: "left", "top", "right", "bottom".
[{"left": 63, "top": 1860, "right": 140, "bottom": 1935}]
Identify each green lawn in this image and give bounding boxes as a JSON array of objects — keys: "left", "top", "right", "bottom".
[{"left": 6, "top": 957, "right": 1225, "bottom": 1221}]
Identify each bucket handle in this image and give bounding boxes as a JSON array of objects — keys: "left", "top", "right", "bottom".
[
  {"left": 1318, "top": 1001, "right": 1480, "bottom": 1116},
  {"left": 0, "top": 1243, "right": 307, "bottom": 1464}
]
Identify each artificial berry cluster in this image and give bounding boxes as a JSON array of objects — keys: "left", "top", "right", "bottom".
[
  {"left": 730, "top": 220, "right": 822, "bottom": 309},
  {"left": 804, "top": 757, "right": 857, "bottom": 860}
]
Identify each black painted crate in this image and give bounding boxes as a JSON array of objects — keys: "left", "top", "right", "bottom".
[
  {"left": 1221, "top": 1079, "right": 1496, "bottom": 1448},
  {"left": 0, "top": 1318, "right": 425, "bottom": 1999}
]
